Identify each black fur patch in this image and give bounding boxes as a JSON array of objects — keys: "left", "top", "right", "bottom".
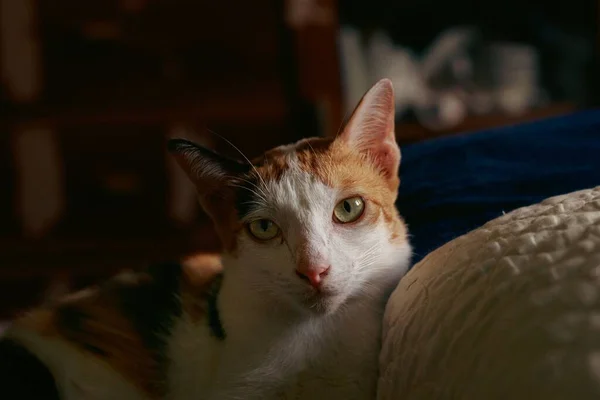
[
  {"left": 0, "top": 338, "right": 60, "bottom": 399},
  {"left": 207, "top": 274, "right": 226, "bottom": 340},
  {"left": 56, "top": 305, "right": 109, "bottom": 357},
  {"left": 116, "top": 261, "right": 183, "bottom": 361}
]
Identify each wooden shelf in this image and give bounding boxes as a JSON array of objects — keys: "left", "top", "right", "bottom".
[
  {"left": 2, "top": 80, "right": 288, "bottom": 130},
  {"left": 396, "top": 103, "right": 578, "bottom": 144}
]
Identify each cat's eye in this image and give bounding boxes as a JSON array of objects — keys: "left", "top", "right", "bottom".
[
  {"left": 333, "top": 196, "right": 365, "bottom": 224},
  {"left": 248, "top": 219, "right": 280, "bottom": 241}
]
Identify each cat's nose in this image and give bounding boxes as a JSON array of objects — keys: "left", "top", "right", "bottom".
[{"left": 295, "top": 264, "right": 330, "bottom": 289}]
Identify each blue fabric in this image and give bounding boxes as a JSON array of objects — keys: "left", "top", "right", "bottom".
[{"left": 397, "top": 110, "right": 600, "bottom": 264}]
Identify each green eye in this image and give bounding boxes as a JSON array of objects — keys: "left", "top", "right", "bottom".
[
  {"left": 333, "top": 196, "right": 365, "bottom": 223},
  {"left": 248, "top": 219, "right": 280, "bottom": 241}
]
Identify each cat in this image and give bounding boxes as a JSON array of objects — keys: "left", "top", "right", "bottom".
[{"left": 0, "top": 79, "right": 411, "bottom": 400}]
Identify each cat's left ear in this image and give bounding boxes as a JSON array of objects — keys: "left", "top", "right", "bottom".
[
  {"left": 167, "top": 139, "right": 249, "bottom": 191},
  {"left": 338, "top": 78, "right": 400, "bottom": 181},
  {"left": 167, "top": 139, "right": 250, "bottom": 234}
]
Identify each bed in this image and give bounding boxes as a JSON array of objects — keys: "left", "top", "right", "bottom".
[{"left": 379, "top": 109, "right": 600, "bottom": 399}]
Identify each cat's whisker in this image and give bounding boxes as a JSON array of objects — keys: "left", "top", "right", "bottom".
[
  {"left": 234, "top": 176, "right": 268, "bottom": 195},
  {"left": 356, "top": 264, "right": 395, "bottom": 277},
  {"left": 229, "top": 177, "right": 269, "bottom": 201},
  {"left": 355, "top": 254, "right": 379, "bottom": 266},
  {"left": 206, "top": 128, "right": 268, "bottom": 189},
  {"left": 354, "top": 262, "right": 392, "bottom": 277},
  {"left": 358, "top": 249, "right": 383, "bottom": 263},
  {"left": 353, "top": 243, "right": 383, "bottom": 269},
  {"left": 228, "top": 185, "right": 265, "bottom": 202},
  {"left": 228, "top": 183, "right": 268, "bottom": 205},
  {"left": 360, "top": 241, "right": 382, "bottom": 256},
  {"left": 305, "top": 139, "right": 317, "bottom": 157},
  {"left": 334, "top": 108, "right": 352, "bottom": 139}
]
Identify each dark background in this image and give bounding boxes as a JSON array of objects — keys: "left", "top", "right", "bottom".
[{"left": 0, "top": 0, "right": 598, "bottom": 317}]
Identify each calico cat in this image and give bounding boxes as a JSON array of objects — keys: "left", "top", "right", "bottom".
[{"left": 0, "top": 79, "right": 411, "bottom": 399}]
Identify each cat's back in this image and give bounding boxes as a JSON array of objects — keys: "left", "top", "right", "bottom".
[{"left": 0, "top": 254, "right": 224, "bottom": 400}]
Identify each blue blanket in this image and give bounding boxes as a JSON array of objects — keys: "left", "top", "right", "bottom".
[{"left": 397, "top": 110, "right": 600, "bottom": 264}]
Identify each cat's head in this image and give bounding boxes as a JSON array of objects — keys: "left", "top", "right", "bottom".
[{"left": 169, "top": 79, "right": 411, "bottom": 315}]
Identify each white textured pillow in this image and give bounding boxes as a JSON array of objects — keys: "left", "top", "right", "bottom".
[{"left": 379, "top": 187, "right": 600, "bottom": 399}]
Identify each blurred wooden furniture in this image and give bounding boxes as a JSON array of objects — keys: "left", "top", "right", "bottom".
[
  {"left": 0, "top": 0, "right": 342, "bottom": 317},
  {"left": 2, "top": 0, "right": 591, "bottom": 317}
]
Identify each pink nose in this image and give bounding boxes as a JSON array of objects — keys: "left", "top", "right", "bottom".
[{"left": 296, "top": 265, "right": 330, "bottom": 289}]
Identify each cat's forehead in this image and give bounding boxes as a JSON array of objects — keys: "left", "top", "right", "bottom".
[
  {"left": 251, "top": 137, "right": 333, "bottom": 180},
  {"left": 254, "top": 137, "right": 391, "bottom": 191},
  {"left": 234, "top": 137, "right": 395, "bottom": 219}
]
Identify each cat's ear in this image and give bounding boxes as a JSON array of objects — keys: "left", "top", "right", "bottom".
[
  {"left": 338, "top": 79, "right": 400, "bottom": 180},
  {"left": 168, "top": 139, "right": 250, "bottom": 249},
  {"left": 167, "top": 139, "right": 250, "bottom": 229},
  {"left": 167, "top": 139, "right": 249, "bottom": 190}
]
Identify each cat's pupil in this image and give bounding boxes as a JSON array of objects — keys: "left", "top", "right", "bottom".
[
  {"left": 260, "top": 220, "right": 270, "bottom": 231},
  {"left": 343, "top": 200, "right": 352, "bottom": 213}
]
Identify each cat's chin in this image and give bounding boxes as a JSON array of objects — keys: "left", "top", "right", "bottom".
[{"left": 299, "top": 292, "right": 346, "bottom": 316}]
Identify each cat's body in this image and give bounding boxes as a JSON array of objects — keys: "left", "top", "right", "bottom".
[
  {"left": 0, "top": 79, "right": 411, "bottom": 399},
  {"left": 1, "top": 257, "right": 224, "bottom": 399}
]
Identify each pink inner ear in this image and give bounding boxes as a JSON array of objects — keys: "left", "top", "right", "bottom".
[
  {"left": 373, "top": 141, "right": 399, "bottom": 178},
  {"left": 340, "top": 79, "right": 400, "bottom": 178}
]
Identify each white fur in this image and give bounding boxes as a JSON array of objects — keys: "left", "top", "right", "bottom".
[
  {"left": 5, "top": 327, "right": 147, "bottom": 400},
  {"left": 204, "top": 153, "right": 411, "bottom": 399},
  {"left": 166, "top": 313, "right": 223, "bottom": 400}
]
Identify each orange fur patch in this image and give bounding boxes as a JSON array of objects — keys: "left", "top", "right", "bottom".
[
  {"left": 181, "top": 254, "right": 223, "bottom": 322},
  {"left": 183, "top": 253, "right": 223, "bottom": 286}
]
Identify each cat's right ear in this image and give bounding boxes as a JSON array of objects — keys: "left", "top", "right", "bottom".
[
  {"left": 167, "top": 139, "right": 250, "bottom": 192},
  {"left": 337, "top": 79, "right": 399, "bottom": 185}
]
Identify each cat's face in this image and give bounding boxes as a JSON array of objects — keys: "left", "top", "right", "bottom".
[{"left": 169, "top": 79, "right": 411, "bottom": 315}]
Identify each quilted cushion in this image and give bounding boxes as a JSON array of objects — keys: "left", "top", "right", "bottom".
[{"left": 379, "top": 187, "right": 600, "bottom": 399}]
